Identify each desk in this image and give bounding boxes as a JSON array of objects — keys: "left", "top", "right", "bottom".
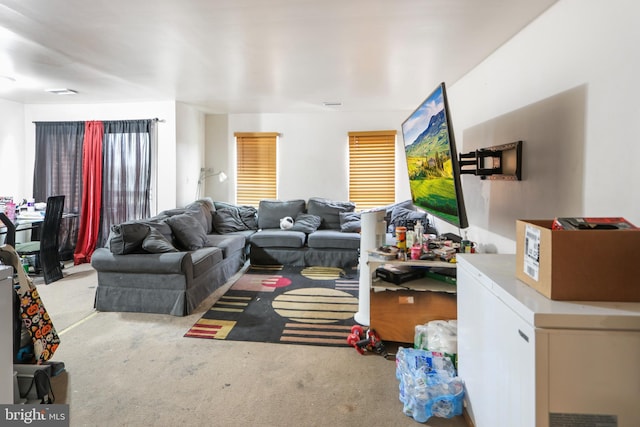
[
  {"left": 1, "top": 216, "right": 42, "bottom": 248},
  {"left": 0, "top": 211, "right": 75, "bottom": 284}
]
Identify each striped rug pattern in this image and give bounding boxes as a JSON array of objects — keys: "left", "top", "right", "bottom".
[{"left": 184, "top": 265, "right": 360, "bottom": 347}]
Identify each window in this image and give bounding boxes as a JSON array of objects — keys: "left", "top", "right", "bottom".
[
  {"left": 235, "top": 132, "right": 278, "bottom": 206},
  {"left": 348, "top": 130, "right": 396, "bottom": 210}
]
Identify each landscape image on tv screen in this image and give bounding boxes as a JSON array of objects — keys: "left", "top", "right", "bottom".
[{"left": 401, "top": 83, "right": 467, "bottom": 229}]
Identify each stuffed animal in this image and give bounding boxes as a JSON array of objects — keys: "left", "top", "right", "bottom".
[{"left": 280, "top": 216, "right": 294, "bottom": 230}]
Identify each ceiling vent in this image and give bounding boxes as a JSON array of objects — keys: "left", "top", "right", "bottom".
[{"left": 46, "top": 88, "right": 78, "bottom": 95}]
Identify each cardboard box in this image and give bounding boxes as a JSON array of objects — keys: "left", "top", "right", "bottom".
[{"left": 515, "top": 219, "right": 640, "bottom": 302}]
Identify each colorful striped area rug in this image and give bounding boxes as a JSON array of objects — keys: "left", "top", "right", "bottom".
[{"left": 184, "top": 265, "right": 360, "bottom": 347}]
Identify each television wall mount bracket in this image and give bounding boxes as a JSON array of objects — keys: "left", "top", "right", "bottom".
[{"left": 459, "top": 140, "right": 522, "bottom": 181}]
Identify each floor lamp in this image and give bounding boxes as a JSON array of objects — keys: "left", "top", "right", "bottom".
[{"left": 196, "top": 168, "right": 227, "bottom": 199}]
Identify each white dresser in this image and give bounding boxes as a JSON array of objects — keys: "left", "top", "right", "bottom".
[
  {"left": 457, "top": 254, "right": 640, "bottom": 427},
  {"left": 0, "top": 265, "right": 14, "bottom": 404}
]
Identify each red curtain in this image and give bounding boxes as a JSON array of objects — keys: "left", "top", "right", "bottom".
[{"left": 73, "top": 121, "right": 103, "bottom": 264}]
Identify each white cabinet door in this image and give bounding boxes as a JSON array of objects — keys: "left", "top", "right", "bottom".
[
  {"left": 458, "top": 262, "right": 536, "bottom": 427},
  {"left": 546, "top": 329, "right": 640, "bottom": 427}
]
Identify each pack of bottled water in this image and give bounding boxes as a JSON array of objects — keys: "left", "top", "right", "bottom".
[
  {"left": 414, "top": 320, "right": 458, "bottom": 369},
  {"left": 395, "top": 347, "right": 464, "bottom": 423}
]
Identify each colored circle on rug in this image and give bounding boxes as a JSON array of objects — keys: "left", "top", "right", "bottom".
[
  {"left": 300, "top": 266, "right": 344, "bottom": 280},
  {"left": 272, "top": 287, "right": 358, "bottom": 324},
  {"left": 261, "top": 275, "right": 292, "bottom": 288}
]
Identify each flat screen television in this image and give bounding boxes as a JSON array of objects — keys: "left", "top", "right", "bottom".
[{"left": 401, "top": 82, "right": 468, "bottom": 229}]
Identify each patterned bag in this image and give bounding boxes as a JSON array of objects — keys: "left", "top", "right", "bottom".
[{"left": 1, "top": 244, "right": 60, "bottom": 363}]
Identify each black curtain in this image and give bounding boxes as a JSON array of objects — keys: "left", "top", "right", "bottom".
[{"left": 33, "top": 122, "right": 84, "bottom": 260}]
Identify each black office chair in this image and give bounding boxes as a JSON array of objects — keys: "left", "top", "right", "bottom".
[
  {"left": 16, "top": 195, "right": 65, "bottom": 284},
  {"left": 0, "top": 211, "right": 16, "bottom": 247}
]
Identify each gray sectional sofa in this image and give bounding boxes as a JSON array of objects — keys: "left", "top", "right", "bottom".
[
  {"left": 91, "top": 199, "right": 254, "bottom": 316},
  {"left": 90, "top": 196, "right": 429, "bottom": 316},
  {"left": 248, "top": 198, "right": 361, "bottom": 268}
]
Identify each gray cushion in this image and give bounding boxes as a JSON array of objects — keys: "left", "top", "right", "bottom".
[
  {"left": 109, "top": 222, "right": 151, "bottom": 255},
  {"left": 257, "top": 199, "right": 306, "bottom": 229},
  {"left": 238, "top": 206, "right": 258, "bottom": 230},
  {"left": 212, "top": 208, "right": 250, "bottom": 233},
  {"left": 213, "top": 201, "right": 237, "bottom": 211},
  {"left": 191, "top": 247, "right": 224, "bottom": 278},
  {"left": 185, "top": 200, "right": 214, "bottom": 234},
  {"left": 165, "top": 213, "right": 208, "bottom": 251},
  {"left": 142, "top": 228, "right": 178, "bottom": 253},
  {"left": 307, "top": 230, "right": 360, "bottom": 250},
  {"left": 307, "top": 197, "right": 356, "bottom": 230},
  {"left": 249, "top": 229, "right": 306, "bottom": 248},
  {"left": 205, "top": 233, "right": 247, "bottom": 257},
  {"left": 213, "top": 202, "right": 258, "bottom": 233},
  {"left": 339, "top": 211, "right": 361, "bottom": 233},
  {"left": 290, "top": 213, "right": 322, "bottom": 233},
  {"left": 146, "top": 220, "right": 174, "bottom": 242},
  {"left": 159, "top": 208, "right": 187, "bottom": 217}
]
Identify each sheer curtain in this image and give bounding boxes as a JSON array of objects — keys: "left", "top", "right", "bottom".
[
  {"left": 99, "top": 120, "right": 153, "bottom": 247},
  {"left": 33, "top": 122, "right": 84, "bottom": 260}
]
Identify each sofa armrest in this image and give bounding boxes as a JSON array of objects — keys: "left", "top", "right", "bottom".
[{"left": 91, "top": 247, "right": 191, "bottom": 274}]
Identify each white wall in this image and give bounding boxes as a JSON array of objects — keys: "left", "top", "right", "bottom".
[
  {"left": 176, "top": 102, "right": 206, "bottom": 207},
  {"left": 0, "top": 99, "right": 25, "bottom": 200},
  {"left": 446, "top": 0, "right": 640, "bottom": 253},
  {"left": 205, "top": 111, "right": 411, "bottom": 204},
  {"left": 204, "top": 114, "right": 231, "bottom": 202},
  {"left": 23, "top": 101, "right": 178, "bottom": 212}
]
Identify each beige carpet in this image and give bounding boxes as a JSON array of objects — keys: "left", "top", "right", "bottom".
[{"left": 34, "top": 262, "right": 469, "bottom": 427}]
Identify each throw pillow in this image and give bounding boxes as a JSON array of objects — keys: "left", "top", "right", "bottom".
[
  {"left": 142, "top": 228, "right": 178, "bottom": 253},
  {"left": 339, "top": 211, "right": 361, "bottom": 233},
  {"left": 212, "top": 208, "right": 250, "bottom": 233},
  {"left": 237, "top": 206, "right": 258, "bottom": 230},
  {"left": 108, "top": 222, "right": 151, "bottom": 255},
  {"left": 257, "top": 199, "right": 306, "bottom": 229},
  {"left": 307, "top": 197, "right": 356, "bottom": 230},
  {"left": 290, "top": 213, "right": 322, "bottom": 233},
  {"left": 186, "top": 200, "right": 214, "bottom": 234},
  {"left": 165, "top": 213, "right": 208, "bottom": 251}
]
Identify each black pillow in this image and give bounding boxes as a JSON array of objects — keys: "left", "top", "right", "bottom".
[
  {"left": 142, "top": 228, "right": 178, "bottom": 253},
  {"left": 339, "top": 212, "right": 361, "bottom": 233},
  {"left": 165, "top": 213, "right": 208, "bottom": 250},
  {"left": 290, "top": 213, "right": 322, "bottom": 233}
]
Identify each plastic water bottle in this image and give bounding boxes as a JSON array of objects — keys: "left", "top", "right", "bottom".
[{"left": 415, "top": 220, "right": 424, "bottom": 246}]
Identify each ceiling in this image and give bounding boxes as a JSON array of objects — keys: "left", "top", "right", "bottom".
[{"left": 0, "top": 0, "right": 556, "bottom": 114}]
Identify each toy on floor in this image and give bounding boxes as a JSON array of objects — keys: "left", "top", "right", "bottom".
[{"left": 346, "top": 325, "right": 391, "bottom": 358}]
